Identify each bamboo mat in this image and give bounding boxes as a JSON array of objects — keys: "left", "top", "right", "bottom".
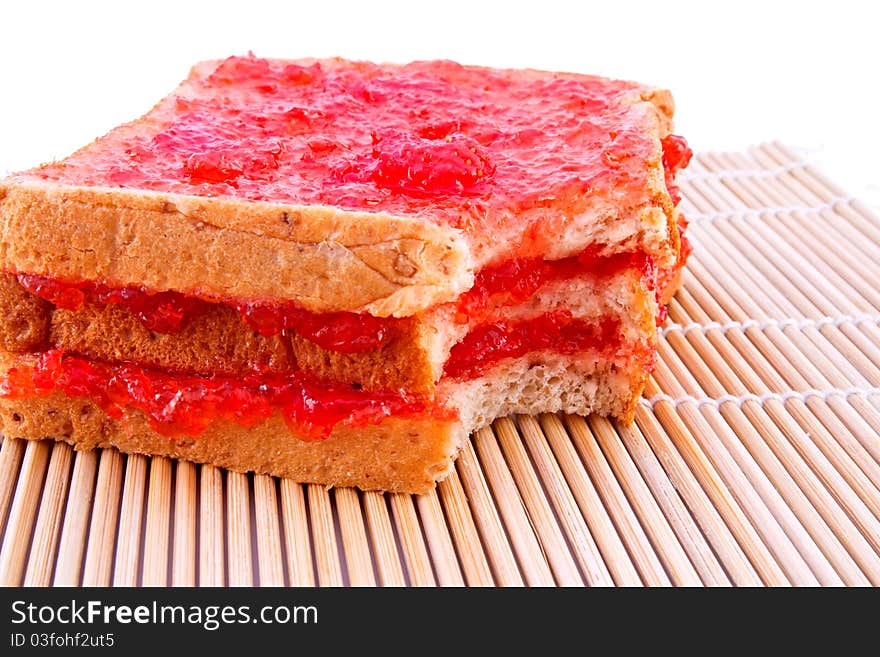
[{"left": 1, "top": 142, "right": 879, "bottom": 587}]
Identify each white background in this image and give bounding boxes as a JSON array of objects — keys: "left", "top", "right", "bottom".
[{"left": 1, "top": 0, "right": 877, "bottom": 205}]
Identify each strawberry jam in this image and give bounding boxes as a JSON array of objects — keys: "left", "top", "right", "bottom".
[
  {"left": 661, "top": 134, "right": 692, "bottom": 207},
  {"left": 14, "top": 242, "right": 657, "bottom": 347},
  {"left": 457, "top": 248, "right": 652, "bottom": 321},
  {"left": 232, "top": 300, "right": 392, "bottom": 351},
  {"left": 1, "top": 350, "right": 436, "bottom": 439},
  {"left": 27, "top": 56, "right": 681, "bottom": 231},
  {"left": 17, "top": 274, "right": 206, "bottom": 333},
  {"left": 17, "top": 274, "right": 395, "bottom": 353},
  {"left": 444, "top": 313, "right": 621, "bottom": 380}
]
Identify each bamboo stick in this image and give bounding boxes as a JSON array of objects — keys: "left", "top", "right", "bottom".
[
  {"left": 23, "top": 442, "right": 72, "bottom": 585},
  {"left": 574, "top": 413, "right": 702, "bottom": 586},
  {"left": 389, "top": 492, "right": 435, "bottom": 587},
  {"left": 652, "top": 356, "right": 820, "bottom": 584},
  {"left": 741, "top": 400, "right": 879, "bottom": 583},
  {"left": 335, "top": 487, "right": 376, "bottom": 587},
  {"left": 171, "top": 460, "right": 196, "bottom": 586},
  {"left": 113, "top": 454, "right": 147, "bottom": 586},
  {"left": 254, "top": 475, "right": 285, "bottom": 586},
  {"left": 437, "top": 470, "right": 495, "bottom": 586},
  {"left": 615, "top": 418, "right": 730, "bottom": 585},
  {"left": 692, "top": 155, "right": 880, "bottom": 539},
  {"left": 0, "top": 440, "right": 50, "bottom": 586},
  {"left": 225, "top": 472, "right": 253, "bottom": 586},
  {"left": 635, "top": 405, "right": 771, "bottom": 586},
  {"left": 82, "top": 450, "right": 123, "bottom": 586},
  {"left": 676, "top": 155, "right": 870, "bottom": 584},
  {"left": 670, "top": 309, "right": 880, "bottom": 569},
  {"left": 416, "top": 491, "right": 465, "bottom": 586},
  {"left": 362, "top": 492, "right": 405, "bottom": 587},
  {"left": 704, "top": 159, "right": 879, "bottom": 390},
  {"left": 0, "top": 438, "right": 25, "bottom": 537},
  {"left": 307, "top": 484, "right": 344, "bottom": 586},
  {"left": 279, "top": 481, "right": 315, "bottom": 587},
  {"left": 471, "top": 426, "right": 555, "bottom": 586},
  {"left": 762, "top": 143, "right": 880, "bottom": 248},
  {"left": 664, "top": 260, "right": 870, "bottom": 584},
  {"left": 493, "top": 416, "right": 592, "bottom": 586},
  {"left": 142, "top": 456, "right": 172, "bottom": 586},
  {"left": 527, "top": 414, "right": 650, "bottom": 586},
  {"left": 198, "top": 464, "right": 225, "bottom": 586},
  {"left": 704, "top": 152, "right": 880, "bottom": 478},
  {"left": 657, "top": 330, "right": 850, "bottom": 583},
  {"left": 455, "top": 442, "right": 524, "bottom": 586},
  {"left": 53, "top": 449, "right": 98, "bottom": 586}
]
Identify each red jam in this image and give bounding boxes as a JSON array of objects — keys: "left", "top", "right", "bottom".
[
  {"left": 457, "top": 248, "right": 652, "bottom": 322},
  {"left": 443, "top": 312, "right": 621, "bottom": 380},
  {"left": 28, "top": 56, "right": 669, "bottom": 231},
  {"left": 17, "top": 274, "right": 394, "bottom": 353},
  {"left": 1, "top": 350, "right": 437, "bottom": 439},
  {"left": 15, "top": 241, "right": 657, "bottom": 346},
  {"left": 347, "top": 129, "right": 496, "bottom": 197},
  {"left": 17, "top": 274, "right": 206, "bottom": 333},
  {"left": 661, "top": 134, "right": 692, "bottom": 207},
  {"left": 234, "top": 300, "right": 392, "bottom": 350}
]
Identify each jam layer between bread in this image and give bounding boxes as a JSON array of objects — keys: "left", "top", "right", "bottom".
[
  {"left": 0, "top": 349, "right": 443, "bottom": 439},
  {"left": 12, "top": 245, "right": 653, "bottom": 352},
  {"left": 0, "top": 311, "right": 641, "bottom": 440},
  {"left": 2, "top": 238, "right": 671, "bottom": 377},
  {"left": 1, "top": 250, "right": 658, "bottom": 439}
]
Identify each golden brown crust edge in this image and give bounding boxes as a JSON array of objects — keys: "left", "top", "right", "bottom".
[
  {"left": 0, "top": 393, "right": 465, "bottom": 494},
  {"left": 0, "top": 180, "right": 472, "bottom": 317}
]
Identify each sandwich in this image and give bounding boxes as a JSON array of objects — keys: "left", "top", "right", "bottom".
[{"left": 0, "top": 56, "right": 691, "bottom": 492}]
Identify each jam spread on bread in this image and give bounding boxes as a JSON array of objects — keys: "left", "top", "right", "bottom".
[
  {"left": 456, "top": 249, "right": 653, "bottom": 321},
  {"left": 1, "top": 349, "right": 439, "bottom": 439},
  {"left": 660, "top": 134, "right": 692, "bottom": 206},
  {"left": 17, "top": 274, "right": 394, "bottom": 352},
  {"left": 443, "top": 314, "right": 624, "bottom": 380},
  {"left": 33, "top": 56, "right": 671, "bottom": 232},
  {"left": 16, "top": 243, "right": 652, "bottom": 359}
]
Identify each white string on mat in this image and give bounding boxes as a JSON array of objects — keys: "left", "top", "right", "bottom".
[
  {"left": 661, "top": 313, "right": 880, "bottom": 338},
  {"left": 685, "top": 196, "right": 858, "bottom": 224},
  {"left": 642, "top": 386, "right": 880, "bottom": 410},
  {"left": 679, "top": 160, "right": 810, "bottom": 183}
]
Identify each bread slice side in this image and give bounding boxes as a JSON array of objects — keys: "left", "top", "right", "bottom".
[
  {"left": 0, "top": 346, "right": 645, "bottom": 492},
  {"left": 0, "top": 264, "right": 657, "bottom": 394},
  {"left": 0, "top": 391, "right": 466, "bottom": 493},
  {"left": 445, "top": 352, "right": 648, "bottom": 431},
  {"left": 0, "top": 180, "right": 473, "bottom": 317}
]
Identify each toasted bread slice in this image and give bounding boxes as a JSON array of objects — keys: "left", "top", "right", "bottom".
[{"left": 0, "top": 56, "right": 677, "bottom": 316}]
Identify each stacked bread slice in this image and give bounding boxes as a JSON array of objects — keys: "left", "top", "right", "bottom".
[{"left": 0, "top": 56, "right": 690, "bottom": 492}]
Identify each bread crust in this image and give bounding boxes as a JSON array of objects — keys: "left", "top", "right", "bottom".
[
  {"left": 0, "top": 180, "right": 472, "bottom": 317},
  {"left": 0, "top": 274, "right": 50, "bottom": 351},
  {"left": 0, "top": 391, "right": 465, "bottom": 493}
]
